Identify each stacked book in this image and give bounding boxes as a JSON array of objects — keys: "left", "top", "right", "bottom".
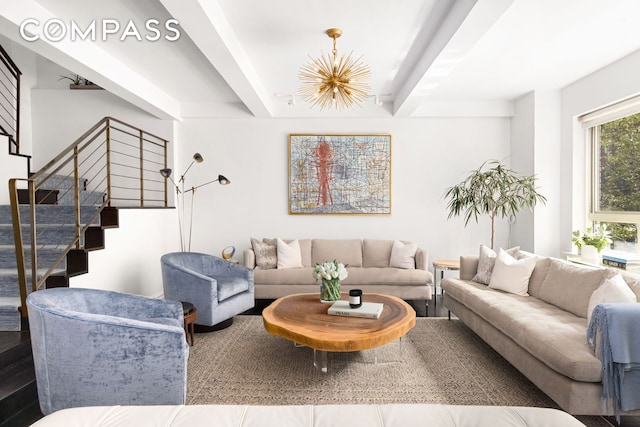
[
  {"left": 328, "top": 301, "right": 384, "bottom": 319},
  {"left": 601, "top": 252, "right": 640, "bottom": 270}
]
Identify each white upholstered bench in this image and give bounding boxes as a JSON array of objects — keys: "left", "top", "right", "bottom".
[{"left": 31, "top": 404, "right": 585, "bottom": 426}]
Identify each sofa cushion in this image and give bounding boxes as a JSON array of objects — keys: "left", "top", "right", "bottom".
[
  {"left": 251, "top": 238, "right": 277, "bottom": 269},
  {"left": 587, "top": 273, "right": 637, "bottom": 324},
  {"left": 620, "top": 271, "right": 640, "bottom": 301},
  {"left": 362, "top": 239, "right": 393, "bottom": 268},
  {"left": 312, "top": 239, "right": 363, "bottom": 267},
  {"left": 389, "top": 240, "right": 417, "bottom": 269},
  {"left": 472, "top": 245, "right": 520, "bottom": 285},
  {"left": 265, "top": 238, "right": 312, "bottom": 267},
  {"left": 538, "top": 259, "right": 611, "bottom": 318},
  {"left": 254, "top": 267, "right": 316, "bottom": 286},
  {"left": 344, "top": 267, "right": 429, "bottom": 286},
  {"left": 276, "top": 239, "right": 303, "bottom": 269},
  {"left": 488, "top": 249, "right": 536, "bottom": 296},
  {"left": 526, "top": 257, "right": 551, "bottom": 299},
  {"left": 216, "top": 276, "right": 250, "bottom": 302},
  {"left": 443, "top": 278, "right": 602, "bottom": 382}
]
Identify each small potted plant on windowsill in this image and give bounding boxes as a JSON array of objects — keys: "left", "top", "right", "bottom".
[{"left": 572, "top": 224, "right": 612, "bottom": 259}]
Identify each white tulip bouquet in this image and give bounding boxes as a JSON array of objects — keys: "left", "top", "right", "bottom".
[{"left": 313, "top": 260, "right": 348, "bottom": 302}]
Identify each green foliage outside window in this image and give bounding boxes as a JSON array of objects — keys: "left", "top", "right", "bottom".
[{"left": 598, "top": 112, "right": 640, "bottom": 245}]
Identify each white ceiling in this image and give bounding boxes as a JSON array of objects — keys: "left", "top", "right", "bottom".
[{"left": 1, "top": 0, "right": 640, "bottom": 119}]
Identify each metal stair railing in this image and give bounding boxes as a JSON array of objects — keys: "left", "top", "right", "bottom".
[
  {"left": 8, "top": 116, "right": 171, "bottom": 317},
  {"left": 0, "top": 43, "right": 21, "bottom": 154}
]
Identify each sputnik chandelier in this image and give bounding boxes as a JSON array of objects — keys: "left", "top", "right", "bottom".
[{"left": 298, "top": 28, "right": 371, "bottom": 110}]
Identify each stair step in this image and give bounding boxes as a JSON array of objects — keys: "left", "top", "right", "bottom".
[
  {"left": 0, "top": 269, "right": 65, "bottom": 298},
  {"left": 0, "top": 303, "right": 20, "bottom": 332},
  {"left": 0, "top": 224, "right": 77, "bottom": 246},
  {"left": 0, "top": 349, "right": 39, "bottom": 425},
  {"left": 0, "top": 246, "right": 67, "bottom": 270},
  {"left": 0, "top": 331, "right": 30, "bottom": 367},
  {"left": 0, "top": 205, "right": 101, "bottom": 226}
]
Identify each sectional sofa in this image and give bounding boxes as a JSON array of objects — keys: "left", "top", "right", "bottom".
[
  {"left": 243, "top": 238, "right": 433, "bottom": 310},
  {"left": 442, "top": 248, "right": 640, "bottom": 416}
]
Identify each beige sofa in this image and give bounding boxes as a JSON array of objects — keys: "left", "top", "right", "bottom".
[
  {"left": 442, "top": 252, "right": 640, "bottom": 416},
  {"left": 243, "top": 239, "right": 433, "bottom": 310},
  {"left": 31, "top": 404, "right": 585, "bottom": 426}
]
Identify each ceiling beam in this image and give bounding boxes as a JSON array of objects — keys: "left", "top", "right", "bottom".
[
  {"left": 160, "top": 0, "right": 272, "bottom": 118},
  {"left": 0, "top": 0, "right": 182, "bottom": 120},
  {"left": 393, "top": 0, "right": 514, "bottom": 117}
]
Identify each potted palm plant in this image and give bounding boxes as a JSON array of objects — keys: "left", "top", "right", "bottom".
[
  {"left": 445, "top": 160, "right": 546, "bottom": 249},
  {"left": 571, "top": 225, "right": 612, "bottom": 259}
]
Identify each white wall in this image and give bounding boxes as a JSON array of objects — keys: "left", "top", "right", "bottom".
[
  {"left": 510, "top": 92, "right": 535, "bottom": 250},
  {"left": 176, "top": 117, "right": 511, "bottom": 262},
  {"left": 510, "top": 91, "right": 562, "bottom": 256},
  {"left": 70, "top": 208, "right": 178, "bottom": 296},
  {"left": 30, "top": 88, "right": 173, "bottom": 171},
  {"left": 561, "top": 49, "right": 640, "bottom": 254}
]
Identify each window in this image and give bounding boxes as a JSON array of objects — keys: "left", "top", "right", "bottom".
[{"left": 582, "top": 100, "right": 640, "bottom": 255}]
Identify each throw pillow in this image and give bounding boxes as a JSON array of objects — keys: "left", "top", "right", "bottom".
[
  {"left": 538, "top": 259, "right": 612, "bottom": 318},
  {"left": 389, "top": 240, "right": 417, "bottom": 269},
  {"left": 472, "top": 245, "right": 520, "bottom": 285},
  {"left": 587, "top": 273, "right": 637, "bottom": 324},
  {"left": 488, "top": 249, "right": 537, "bottom": 296},
  {"left": 250, "top": 238, "right": 276, "bottom": 269},
  {"left": 276, "top": 238, "right": 303, "bottom": 269}
]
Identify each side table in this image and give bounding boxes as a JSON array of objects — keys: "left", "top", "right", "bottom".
[
  {"left": 432, "top": 259, "right": 460, "bottom": 305},
  {"left": 181, "top": 301, "right": 198, "bottom": 346}
]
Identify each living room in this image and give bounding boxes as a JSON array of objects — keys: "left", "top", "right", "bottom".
[{"left": 1, "top": 0, "right": 640, "bottom": 426}]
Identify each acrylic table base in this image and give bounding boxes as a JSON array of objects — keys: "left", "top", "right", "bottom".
[{"left": 303, "top": 338, "right": 404, "bottom": 373}]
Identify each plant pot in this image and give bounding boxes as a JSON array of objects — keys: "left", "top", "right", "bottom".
[{"left": 581, "top": 245, "right": 599, "bottom": 260}]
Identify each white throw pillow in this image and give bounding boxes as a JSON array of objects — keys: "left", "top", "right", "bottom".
[
  {"left": 389, "top": 240, "right": 417, "bottom": 269},
  {"left": 276, "top": 238, "right": 303, "bottom": 269},
  {"left": 472, "top": 245, "right": 520, "bottom": 285},
  {"left": 488, "top": 249, "right": 536, "bottom": 296},
  {"left": 587, "top": 273, "right": 637, "bottom": 324}
]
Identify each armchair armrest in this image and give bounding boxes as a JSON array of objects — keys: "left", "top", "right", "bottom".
[
  {"left": 243, "top": 248, "right": 256, "bottom": 268},
  {"left": 416, "top": 247, "right": 428, "bottom": 271},
  {"left": 460, "top": 256, "right": 479, "bottom": 281}
]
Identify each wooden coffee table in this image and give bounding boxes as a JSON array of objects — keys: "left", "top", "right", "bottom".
[{"left": 262, "top": 293, "right": 416, "bottom": 372}]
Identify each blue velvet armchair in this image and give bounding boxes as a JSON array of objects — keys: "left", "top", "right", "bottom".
[
  {"left": 161, "top": 252, "right": 255, "bottom": 328},
  {"left": 26, "top": 287, "right": 188, "bottom": 415}
]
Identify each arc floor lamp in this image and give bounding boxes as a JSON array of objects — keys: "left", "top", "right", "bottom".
[{"left": 160, "top": 153, "right": 230, "bottom": 251}]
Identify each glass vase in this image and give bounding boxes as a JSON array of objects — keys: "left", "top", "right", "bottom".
[{"left": 320, "top": 279, "right": 341, "bottom": 303}]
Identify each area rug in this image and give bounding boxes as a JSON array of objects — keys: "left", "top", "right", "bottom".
[{"left": 187, "top": 316, "right": 609, "bottom": 426}]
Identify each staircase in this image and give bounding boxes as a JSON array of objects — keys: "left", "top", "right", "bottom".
[
  {"left": 0, "top": 175, "right": 119, "bottom": 426},
  {"left": 0, "top": 175, "right": 115, "bottom": 331}
]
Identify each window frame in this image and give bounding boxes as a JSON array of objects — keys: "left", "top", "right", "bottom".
[{"left": 583, "top": 97, "right": 640, "bottom": 254}]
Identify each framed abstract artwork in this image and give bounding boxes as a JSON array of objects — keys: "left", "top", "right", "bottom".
[{"left": 288, "top": 134, "right": 391, "bottom": 215}]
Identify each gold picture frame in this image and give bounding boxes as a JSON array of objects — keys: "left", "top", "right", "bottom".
[{"left": 288, "top": 134, "right": 391, "bottom": 215}]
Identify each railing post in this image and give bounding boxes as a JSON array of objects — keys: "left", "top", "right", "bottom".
[
  {"left": 106, "top": 118, "right": 112, "bottom": 206},
  {"left": 73, "top": 146, "right": 81, "bottom": 249},
  {"left": 9, "top": 179, "right": 28, "bottom": 317},
  {"left": 28, "top": 179, "right": 38, "bottom": 293},
  {"left": 15, "top": 72, "right": 20, "bottom": 153},
  {"left": 139, "top": 130, "right": 144, "bottom": 207},
  {"left": 163, "top": 141, "right": 168, "bottom": 207}
]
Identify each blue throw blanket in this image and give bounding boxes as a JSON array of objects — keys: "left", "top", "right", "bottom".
[{"left": 587, "top": 303, "right": 640, "bottom": 422}]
